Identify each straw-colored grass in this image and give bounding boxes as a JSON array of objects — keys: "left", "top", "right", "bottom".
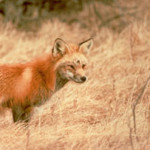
[{"left": 0, "top": 17, "right": 150, "bottom": 150}]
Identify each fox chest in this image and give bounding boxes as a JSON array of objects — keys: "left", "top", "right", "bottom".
[{"left": 31, "top": 87, "right": 54, "bottom": 106}]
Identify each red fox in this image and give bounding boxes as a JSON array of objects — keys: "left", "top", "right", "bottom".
[{"left": 0, "top": 38, "right": 93, "bottom": 122}]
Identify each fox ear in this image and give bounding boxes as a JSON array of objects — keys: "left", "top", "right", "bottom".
[
  {"left": 79, "top": 38, "right": 93, "bottom": 55},
  {"left": 52, "top": 38, "right": 69, "bottom": 57}
]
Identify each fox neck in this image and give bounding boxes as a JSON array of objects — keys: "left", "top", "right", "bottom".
[
  {"left": 55, "top": 71, "right": 69, "bottom": 92},
  {"left": 32, "top": 54, "right": 68, "bottom": 92}
]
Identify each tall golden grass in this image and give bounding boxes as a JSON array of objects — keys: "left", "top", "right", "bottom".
[{"left": 0, "top": 5, "right": 150, "bottom": 150}]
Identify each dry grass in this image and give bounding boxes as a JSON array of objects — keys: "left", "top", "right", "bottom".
[{"left": 0, "top": 11, "right": 150, "bottom": 150}]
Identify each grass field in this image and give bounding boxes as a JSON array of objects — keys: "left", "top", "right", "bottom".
[{"left": 0, "top": 1, "right": 150, "bottom": 150}]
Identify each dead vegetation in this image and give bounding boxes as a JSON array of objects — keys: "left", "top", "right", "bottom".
[{"left": 0, "top": 0, "right": 150, "bottom": 149}]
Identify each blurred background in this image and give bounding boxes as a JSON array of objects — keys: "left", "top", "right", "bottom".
[{"left": 0, "top": 0, "right": 149, "bottom": 32}]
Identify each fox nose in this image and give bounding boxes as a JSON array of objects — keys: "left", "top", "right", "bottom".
[{"left": 81, "top": 76, "right": 86, "bottom": 82}]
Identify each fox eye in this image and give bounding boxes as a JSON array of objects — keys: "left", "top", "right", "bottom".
[
  {"left": 77, "top": 60, "right": 80, "bottom": 64},
  {"left": 69, "top": 65, "right": 75, "bottom": 70},
  {"left": 82, "top": 64, "right": 86, "bottom": 69}
]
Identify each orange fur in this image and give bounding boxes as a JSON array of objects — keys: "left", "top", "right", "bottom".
[
  {"left": 0, "top": 54, "right": 58, "bottom": 122},
  {"left": 0, "top": 55, "right": 56, "bottom": 102},
  {"left": 0, "top": 38, "right": 93, "bottom": 122}
]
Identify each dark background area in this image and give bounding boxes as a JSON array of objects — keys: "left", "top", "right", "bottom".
[{"left": 0, "top": 0, "right": 149, "bottom": 32}]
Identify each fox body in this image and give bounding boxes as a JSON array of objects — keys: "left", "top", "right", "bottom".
[{"left": 0, "top": 38, "right": 93, "bottom": 122}]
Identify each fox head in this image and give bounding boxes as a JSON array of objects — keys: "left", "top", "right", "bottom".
[{"left": 52, "top": 38, "right": 93, "bottom": 83}]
